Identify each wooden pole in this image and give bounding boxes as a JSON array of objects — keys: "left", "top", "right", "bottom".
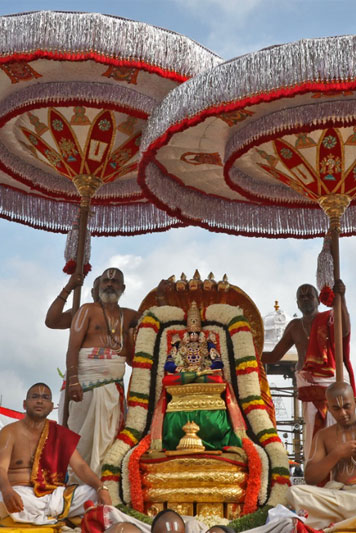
[
  {"left": 319, "top": 194, "right": 350, "bottom": 384},
  {"left": 330, "top": 225, "right": 344, "bottom": 383},
  {"left": 63, "top": 174, "right": 103, "bottom": 427}
]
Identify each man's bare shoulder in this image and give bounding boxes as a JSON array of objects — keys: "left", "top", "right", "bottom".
[
  {"left": 285, "top": 318, "right": 301, "bottom": 330},
  {"left": 0, "top": 420, "right": 21, "bottom": 440},
  {"left": 77, "top": 302, "right": 101, "bottom": 314},
  {"left": 317, "top": 423, "right": 337, "bottom": 441},
  {"left": 121, "top": 307, "right": 139, "bottom": 325},
  {"left": 121, "top": 307, "right": 139, "bottom": 317}
]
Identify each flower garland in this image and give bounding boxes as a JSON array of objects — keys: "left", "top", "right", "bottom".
[
  {"left": 229, "top": 505, "right": 272, "bottom": 532},
  {"left": 205, "top": 304, "right": 290, "bottom": 506},
  {"left": 241, "top": 437, "right": 261, "bottom": 516},
  {"left": 319, "top": 285, "right": 335, "bottom": 307},
  {"left": 121, "top": 445, "right": 136, "bottom": 504},
  {"left": 102, "top": 303, "right": 289, "bottom": 510},
  {"left": 254, "top": 443, "right": 269, "bottom": 506},
  {"left": 128, "top": 434, "right": 151, "bottom": 512}
]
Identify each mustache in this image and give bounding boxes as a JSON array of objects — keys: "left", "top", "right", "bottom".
[{"left": 99, "top": 288, "right": 119, "bottom": 303}]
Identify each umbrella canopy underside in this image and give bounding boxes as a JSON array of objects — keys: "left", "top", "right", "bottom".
[{"left": 0, "top": 11, "right": 221, "bottom": 235}]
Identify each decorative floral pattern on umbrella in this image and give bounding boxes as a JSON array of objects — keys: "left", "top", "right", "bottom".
[{"left": 19, "top": 108, "right": 142, "bottom": 183}]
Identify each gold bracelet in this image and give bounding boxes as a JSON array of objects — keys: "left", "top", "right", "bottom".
[
  {"left": 68, "top": 382, "right": 80, "bottom": 387},
  {"left": 97, "top": 484, "right": 109, "bottom": 493}
]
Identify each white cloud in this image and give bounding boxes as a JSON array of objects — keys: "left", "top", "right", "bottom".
[{"left": 173, "top": 0, "right": 270, "bottom": 57}]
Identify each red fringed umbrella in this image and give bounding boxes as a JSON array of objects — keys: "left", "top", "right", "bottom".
[
  {"left": 0, "top": 10, "right": 221, "bottom": 309},
  {"left": 139, "top": 35, "right": 356, "bottom": 382}
]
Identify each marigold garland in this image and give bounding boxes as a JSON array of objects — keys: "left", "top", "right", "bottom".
[
  {"left": 241, "top": 437, "right": 262, "bottom": 516},
  {"left": 128, "top": 434, "right": 151, "bottom": 512}
]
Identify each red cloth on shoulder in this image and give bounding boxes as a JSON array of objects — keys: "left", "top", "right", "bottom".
[
  {"left": 31, "top": 420, "right": 80, "bottom": 496},
  {"left": 302, "top": 310, "right": 355, "bottom": 394}
]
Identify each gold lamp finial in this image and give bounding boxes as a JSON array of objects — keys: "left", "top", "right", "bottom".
[{"left": 176, "top": 421, "right": 205, "bottom": 452}]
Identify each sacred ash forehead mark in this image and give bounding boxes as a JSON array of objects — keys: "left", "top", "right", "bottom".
[
  {"left": 104, "top": 268, "right": 117, "bottom": 279},
  {"left": 336, "top": 395, "right": 344, "bottom": 408}
]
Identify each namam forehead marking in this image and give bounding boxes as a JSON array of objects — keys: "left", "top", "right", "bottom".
[
  {"left": 336, "top": 395, "right": 344, "bottom": 408},
  {"left": 102, "top": 268, "right": 122, "bottom": 280},
  {"left": 28, "top": 384, "right": 52, "bottom": 399},
  {"left": 297, "top": 284, "right": 318, "bottom": 297}
]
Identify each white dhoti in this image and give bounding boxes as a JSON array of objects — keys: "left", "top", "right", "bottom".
[
  {"left": 0, "top": 485, "right": 96, "bottom": 525},
  {"left": 296, "top": 371, "right": 338, "bottom": 462},
  {"left": 68, "top": 347, "right": 126, "bottom": 479},
  {"left": 287, "top": 481, "right": 356, "bottom": 529}
]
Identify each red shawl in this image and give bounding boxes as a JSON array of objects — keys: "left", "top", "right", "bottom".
[
  {"left": 302, "top": 310, "right": 355, "bottom": 392},
  {"left": 31, "top": 420, "right": 80, "bottom": 497}
]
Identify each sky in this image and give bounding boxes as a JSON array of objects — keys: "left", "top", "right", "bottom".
[{"left": 2, "top": 0, "right": 356, "bottom": 415}]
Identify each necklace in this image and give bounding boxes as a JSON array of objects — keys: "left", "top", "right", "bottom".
[
  {"left": 100, "top": 301, "right": 124, "bottom": 352},
  {"left": 301, "top": 317, "right": 311, "bottom": 340}
]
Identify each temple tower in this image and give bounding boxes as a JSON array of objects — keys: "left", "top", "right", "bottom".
[{"left": 263, "top": 302, "right": 304, "bottom": 470}]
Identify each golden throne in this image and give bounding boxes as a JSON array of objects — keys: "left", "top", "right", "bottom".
[{"left": 102, "top": 272, "right": 290, "bottom": 521}]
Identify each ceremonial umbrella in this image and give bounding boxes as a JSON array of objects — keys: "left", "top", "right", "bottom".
[
  {"left": 0, "top": 10, "right": 221, "bottom": 309},
  {"left": 139, "top": 35, "right": 356, "bottom": 382}
]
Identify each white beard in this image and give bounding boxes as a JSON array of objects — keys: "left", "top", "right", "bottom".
[{"left": 99, "top": 290, "right": 119, "bottom": 304}]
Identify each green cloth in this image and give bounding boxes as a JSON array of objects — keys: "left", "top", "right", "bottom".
[{"left": 163, "top": 409, "right": 242, "bottom": 450}]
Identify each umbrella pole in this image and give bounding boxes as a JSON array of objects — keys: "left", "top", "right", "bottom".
[
  {"left": 63, "top": 174, "right": 103, "bottom": 427},
  {"left": 319, "top": 194, "right": 350, "bottom": 383},
  {"left": 329, "top": 225, "right": 343, "bottom": 382},
  {"left": 71, "top": 174, "right": 103, "bottom": 312},
  {"left": 72, "top": 201, "right": 90, "bottom": 314}
]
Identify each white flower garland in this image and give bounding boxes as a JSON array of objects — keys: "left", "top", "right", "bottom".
[
  {"left": 254, "top": 443, "right": 269, "bottom": 506},
  {"left": 103, "top": 303, "right": 289, "bottom": 509}
]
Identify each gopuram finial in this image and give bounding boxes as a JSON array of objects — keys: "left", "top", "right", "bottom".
[
  {"left": 218, "top": 273, "right": 229, "bottom": 291},
  {"left": 203, "top": 272, "right": 217, "bottom": 291},
  {"left": 187, "top": 301, "right": 202, "bottom": 332},
  {"left": 176, "top": 273, "right": 188, "bottom": 291},
  {"left": 189, "top": 270, "right": 202, "bottom": 291}
]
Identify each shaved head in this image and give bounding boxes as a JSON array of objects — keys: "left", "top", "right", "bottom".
[
  {"left": 151, "top": 510, "right": 185, "bottom": 533},
  {"left": 326, "top": 382, "right": 354, "bottom": 401},
  {"left": 296, "top": 284, "right": 318, "bottom": 299},
  {"left": 326, "top": 381, "right": 356, "bottom": 428}
]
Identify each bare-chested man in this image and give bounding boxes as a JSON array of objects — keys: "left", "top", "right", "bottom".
[
  {"left": 287, "top": 382, "right": 356, "bottom": 529},
  {"left": 262, "top": 280, "right": 354, "bottom": 460},
  {"left": 66, "top": 267, "right": 139, "bottom": 478},
  {"left": 45, "top": 273, "right": 101, "bottom": 330},
  {"left": 0, "top": 383, "right": 111, "bottom": 526}
]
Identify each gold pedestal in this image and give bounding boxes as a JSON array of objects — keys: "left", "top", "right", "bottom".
[
  {"left": 196, "top": 502, "right": 224, "bottom": 518},
  {"left": 140, "top": 452, "right": 247, "bottom": 518},
  {"left": 166, "top": 382, "right": 227, "bottom": 412}
]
